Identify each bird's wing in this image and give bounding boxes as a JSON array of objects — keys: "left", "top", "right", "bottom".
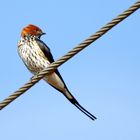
[
  {"left": 35, "top": 38, "right": 54, "bottom": 63},
  {"left": 35, "top": 38, "right": 97, "bottom": 121},
  {"left": 35, "top": 38, "right": 68, "bottom": 89}
]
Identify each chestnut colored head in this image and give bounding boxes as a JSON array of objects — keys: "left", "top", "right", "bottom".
[{"left": 21, "top": 24, "right": 45, "bottom": 38}]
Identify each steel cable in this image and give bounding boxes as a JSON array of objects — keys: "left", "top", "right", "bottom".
[{"left": 0, "top": 1, "right": 140, "bottom": 110}]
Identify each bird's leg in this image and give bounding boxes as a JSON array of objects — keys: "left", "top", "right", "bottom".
[{"left": 30, "top": 72, "right": 40, "bottom": 82}]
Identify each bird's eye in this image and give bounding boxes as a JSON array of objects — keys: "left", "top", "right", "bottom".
[{"left": 37, "top": 30, "right": 42, "bottom": 34}]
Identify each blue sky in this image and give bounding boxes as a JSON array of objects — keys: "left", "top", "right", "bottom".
[{"left": 0, "top": 0, "right": 140, "bottom": 140}]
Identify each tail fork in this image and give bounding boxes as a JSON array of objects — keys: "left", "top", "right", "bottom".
[{"left": 74, "top": 102, "right": 97, "bottom": 120}]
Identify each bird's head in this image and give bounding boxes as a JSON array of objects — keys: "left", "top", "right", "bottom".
[{"left": 21, "top": 24, "right": 45, "bottom": 38}]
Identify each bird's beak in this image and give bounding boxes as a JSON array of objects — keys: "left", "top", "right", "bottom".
[
  {"left": 39, "top": 32, "right": 46, "bottom": 39},
  {"left": 42, "top": 32, "right": 46, "bottom": 35}
]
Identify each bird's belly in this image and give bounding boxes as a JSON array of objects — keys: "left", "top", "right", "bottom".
[
  {"left": 23, "top": 55, "right": 49, "bottom": 73},
  {"left": 18, "top": 43, "right": 65, "bottom": 92},
  {"left": 44, "top": 73, "right": 65, "bottom": 91},
  {"left": 18, "top": 44, "right": 49, "bottom": 73}
]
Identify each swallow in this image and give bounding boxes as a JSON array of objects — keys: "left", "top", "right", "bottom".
[{"left": 18, "top": 24, "right": 97, "bottom": 120}]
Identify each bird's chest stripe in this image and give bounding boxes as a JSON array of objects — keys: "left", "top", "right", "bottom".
[{"left": 18, "top": 41, "right": 50, "bottom": 73}]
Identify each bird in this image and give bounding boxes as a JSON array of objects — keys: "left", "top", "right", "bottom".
[{"left": 18, "top": 24, "right": 97, "bottom": 121}]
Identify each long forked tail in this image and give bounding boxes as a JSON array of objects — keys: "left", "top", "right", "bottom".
[
  {"left": 63, "top": 90, "right": 97, "bottom": 121},
  {"left": 74, "top": 102, "right": 97, "bottom": 121}
]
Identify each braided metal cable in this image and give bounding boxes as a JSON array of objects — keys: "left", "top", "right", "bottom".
[{"left": 0, "top": 1, "right": 140, "bottom": 110}]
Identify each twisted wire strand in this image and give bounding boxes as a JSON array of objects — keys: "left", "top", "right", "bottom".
[{"left": 0, "top": 1, "right": 140, "bottom": 110}]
